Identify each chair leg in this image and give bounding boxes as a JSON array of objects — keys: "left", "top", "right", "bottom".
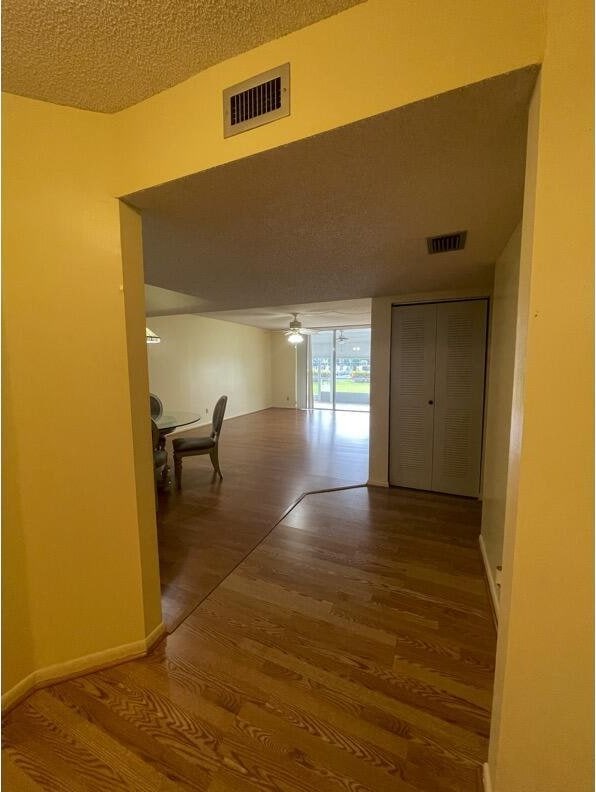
[
  {"left": 174, "top": 455, "right": 182, "bottom": 489},
  {"left": 210, "top": 446, "right": 223, "bottom": 479}
]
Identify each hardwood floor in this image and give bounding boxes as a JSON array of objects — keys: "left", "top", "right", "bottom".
[
  {"left": 3, "top": 483, "right": 494, "bottom": 792},
  {"left": 157, "top": 408, "right": 370, "bottom": 630}
]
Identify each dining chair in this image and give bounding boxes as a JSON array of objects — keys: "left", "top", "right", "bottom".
[
  {"left": 150, "top": 393, "right": 163, "bottom": 420},
  {"left": 172, "top": 395, "right": 228, "bottom": 489}
]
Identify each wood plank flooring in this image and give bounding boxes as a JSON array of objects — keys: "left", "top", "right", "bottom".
[
  {"left": 157, "top": 408, "right": 370, "bottom": 630},
  {"left": 3, "top": 484, "right": 494, "bottom": 792}
]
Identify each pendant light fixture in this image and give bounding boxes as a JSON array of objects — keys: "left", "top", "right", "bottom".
[{"left": 146, "top": 327, "right": 161, "bottom": 344}]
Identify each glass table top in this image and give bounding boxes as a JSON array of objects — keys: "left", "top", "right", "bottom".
[{"left": 155, "top": 411, "right": 201, "bottom": 432}]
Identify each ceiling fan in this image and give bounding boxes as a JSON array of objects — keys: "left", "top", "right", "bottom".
[
  {"left": 284, "top": 313, "right": 316, "bottom": 345},
  {"left": 336, "top": 330, "right": 349, "bottom": 345}
]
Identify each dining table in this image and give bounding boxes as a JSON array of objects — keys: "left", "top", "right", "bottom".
[
  {"left": 155, "top": 411, "right": 201, "bottom": 488},
  {"left": 155, "top": 411, "right": 201, "bottom": 436}
]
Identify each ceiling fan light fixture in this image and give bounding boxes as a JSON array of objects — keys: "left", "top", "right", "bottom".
[{"left": 287, "top": 331, "right": 304, "bottom": 345}]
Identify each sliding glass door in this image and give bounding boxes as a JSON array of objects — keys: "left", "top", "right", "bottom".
[
  {"left": 311, "top": 330, "right": 334, "bottom": 409},
  {"left": 335, "top": 327, "right": 371, "bottom": 411},
  {"left": 310, "top": 327, "right": 371, "bottom": 412}
]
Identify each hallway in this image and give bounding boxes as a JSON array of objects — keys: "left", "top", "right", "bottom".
[{"left": 3, "top": 409, "right": 495, "bottom": 791}]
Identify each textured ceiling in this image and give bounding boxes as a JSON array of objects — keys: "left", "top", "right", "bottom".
[
  {"left": 2, "top": 0, "right": 364, "bottom": 112},
  {"left": 200, "top": 298, "right": 372, "bottom": 330},
  {"left": 145, "top": 285, "right": 371, "bottom": 329},
  {"left": 129, "top": 68, "right": 537, "bottom": 314}
]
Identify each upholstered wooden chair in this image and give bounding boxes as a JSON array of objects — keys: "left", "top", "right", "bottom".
[
  {"left": 172, "top": 395, "right": 228, "bottom": 489},
  {"left": 150, "top": 393, "right": 163, "bottom": 420}
]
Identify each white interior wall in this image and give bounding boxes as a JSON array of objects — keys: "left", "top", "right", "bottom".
[
  {"left": 146, "top": 314, "right": 272, "bottom": 426},
  {"left": 270, "top": 332, "right": 297, "bottom": 408},
  {"left": 480, "top": 223, "right": 522, "bottom": 614}
]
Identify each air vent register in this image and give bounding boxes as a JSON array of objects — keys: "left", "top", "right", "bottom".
[
  {"left": 426, "top": 231, "right": 468, "bottom": 254},
  {"left": 223, "top": 64, "right": 290, "bottom": 138}
]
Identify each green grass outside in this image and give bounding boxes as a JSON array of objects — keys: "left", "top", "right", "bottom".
[
  {"left": 337, "top": 380, "right": 370, "bottom": 393},
  {"left": 312, "top": 380, "right": 370, "bottom": 395}
]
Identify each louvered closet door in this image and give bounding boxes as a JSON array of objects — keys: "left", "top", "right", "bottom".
[
  {"left": 431, "top": 300, "right": 487, "bottom": 497},
  {"left": 389, "top": 304, "right": 437, "bottom": 490}
]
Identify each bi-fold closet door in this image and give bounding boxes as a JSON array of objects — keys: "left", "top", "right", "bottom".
[{"left": 389, "top": 299, "right": 487, "bottom": 497}]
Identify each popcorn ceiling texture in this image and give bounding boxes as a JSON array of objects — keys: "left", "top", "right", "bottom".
[
  {"left": 130, "top": 68, "right": 538, "bottom": 313},
  {"left": 2, "top": 0, "right": 365, "bottom": 113}
]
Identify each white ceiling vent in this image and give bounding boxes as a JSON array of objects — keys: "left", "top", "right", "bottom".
[
  {"left": 426, "top": 231, "right": 467, "bottom": 254},
  {"left": 223, "top": 64, "right": 290, "bottom": 138}
]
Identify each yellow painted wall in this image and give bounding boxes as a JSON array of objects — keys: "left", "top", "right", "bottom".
[
  {"left": 119, "top": 204, "right": 163, "bottom": 634},
  {"left": 112, "top": 0, "right": 544, "bottom": 196},
  {"left": 146, "top": 315, "right": 272, "bottom": 423},
  {"left": 1, "top": 94, "right": 161, "bottom": 696},
  {"left": 4, "top": 0, "right": 544, "bottom": 701},
  {"left": 1, "top": 374, "right": 35, "bottom": 690},
  {"left": 488, "top": 0, "right": 594, "bottom": 788},
  {"left": 480, "top": 224, "right": 522, "bottom": 596},
  {"left": 6, "top": 13, "right": 592, "bottom": 787}
]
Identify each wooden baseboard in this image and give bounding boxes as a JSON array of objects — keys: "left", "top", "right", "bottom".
[
  {"left": 367, "top": 479, "right": 389, "bottom": 488},
  {"left": 482, "top": 762, "right": 493, "bottom": 792},
  {"left": 1, "top": 621, "right": 166, "bottom": 714},
  {"left": 479, "top": 534, "right": 499, "bottom": 629},
  {"left": 2, "top": 670, "right": 39, "bottom": 715}
]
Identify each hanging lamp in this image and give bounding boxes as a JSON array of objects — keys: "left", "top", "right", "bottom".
[{"left": 146, "top": 327, "right": 161, "bottom": 344}]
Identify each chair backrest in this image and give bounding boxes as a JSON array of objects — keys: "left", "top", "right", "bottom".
[
  {"left": 151, "top": 418, "right": 160, "bottom": 451},
  {"left": 211, "top": 395, "right": 228, "bottom": 440},
  {"left": 150, "top": 393, "right": 163, "bottom": 419}
]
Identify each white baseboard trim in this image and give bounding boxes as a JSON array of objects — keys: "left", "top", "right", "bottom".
[
  {"left": 479, "top": 534, "right": 500, "bottom": 624},
  {"left": 168, "top": 404, "right": 281, "bottom": 436},
  {"left": 2, "top": 621, "right": 166, "bottom": 713},
  {"left": 367, "top": 479, "right": 389, "bottom": 488},
  {"left": 482, "top": 762, "right": 493, "bottom": 792}
]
